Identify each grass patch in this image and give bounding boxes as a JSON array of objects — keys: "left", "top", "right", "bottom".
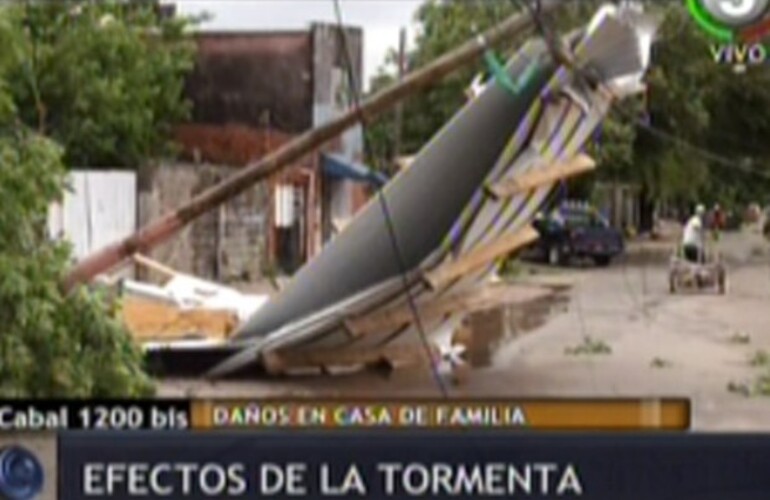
[
  {"left": 749, "top": 350, "right": 770, "bottom": 367},
  {"left": 728, "top": 332, "right": 751, "bottom": 345},
  {"left": 650, "top": 357, "right": 672, "bottom": 369},
  {"left": 754, "top": 372, "right": 770, "bottom": 396},
  {"left": 728, "top": 352, "right": 770, "bottom": 397},
  {"left": 565, "top": 336, "right": 612, "bottom": 356},
  {"left": 727, "top": 374, "right": 770, "bottom": 397}
]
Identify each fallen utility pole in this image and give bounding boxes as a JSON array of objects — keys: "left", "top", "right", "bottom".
[{"left": 63, "top": 0, "right": 562, "bottom": 291}]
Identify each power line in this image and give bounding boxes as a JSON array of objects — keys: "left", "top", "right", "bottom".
[
  {"left": 524, "top": 0, "right": 770, "bottom": 336},
  {"left": 633, "top": 120, "right": 770, "bottom": 181},
  {"left": 331, "top": 0, "right": 450, "bottom": 397}
]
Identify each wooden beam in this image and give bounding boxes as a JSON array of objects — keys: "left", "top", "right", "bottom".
[
  {"left": 121, "top": 297, "right": 238, "bottom": 342},
  {"left": 487, "top": 154, "right": 596, "bottom": 199},
  {"left": 346, "top": 283, "right": 549, "bottom": 338},
  {"left": 63, "top": 2, "right": 564, "bottom": 291},
  {"left": 261, "top": 343, "right": 439, "bottom": 375},
  {"left": 423, "top": 225, "right": 539, "bottom": 291},
  {"left": 346, "top": 292, "right": 474, "bottom": 338},
  {"left": 131, "top": 253, "right": 177, "bottom": 279}
]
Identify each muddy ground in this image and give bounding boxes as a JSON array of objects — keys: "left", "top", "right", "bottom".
[
  {"left": 159, "top": 227, "right": 770, "bottom": 431},
  {"left": 14, "top": 227, "right": 770, "bottom": 500}
]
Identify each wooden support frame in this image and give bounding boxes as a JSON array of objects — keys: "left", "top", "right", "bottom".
[
  {"left": 345, "top": 283, "right": 548, "bottom": 338},
  {"left": 261, "top": 343, "right": 439, "bottom": 375},
  {"left": 346, "top": 291, "right": 474, "bottom": 338},
  {"left": 486, "top": 154, "right": 596, "bottom": 200},
  {"left": 422, "top": 225, "right": 539, "bottom": 291}
]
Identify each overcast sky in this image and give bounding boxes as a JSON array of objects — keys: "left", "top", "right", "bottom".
[{"left": 174, "top": 1, "right": 423, "bottom": 87}]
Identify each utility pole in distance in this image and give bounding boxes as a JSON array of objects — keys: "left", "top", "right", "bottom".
[
  {"left": 63, "top": 1, "right": 563, "bottom": 291},
  {"left": 393, "top": 26, "right": 407, "bottom": 170}
]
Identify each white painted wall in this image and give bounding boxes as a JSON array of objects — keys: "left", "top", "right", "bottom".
[{"left": 47, "top": 170, "right": 137, "bottom": 261}]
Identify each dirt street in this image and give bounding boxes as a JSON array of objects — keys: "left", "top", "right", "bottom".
[{"left": 160, "top": 228, "right": 770, "bottom": 431}]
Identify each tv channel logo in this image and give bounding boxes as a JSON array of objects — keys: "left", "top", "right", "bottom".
[
  {"left": 687, "top": 0, "right": 770, "bottom": 71},
  {"left": 0, "top": 446, "right": 44, "bottom": 500},
  {"left": 700, "top": 0, "right": 770, "bottom": 27}
]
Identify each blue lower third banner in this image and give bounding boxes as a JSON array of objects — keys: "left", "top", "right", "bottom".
[{"left": 57, "top": 432, "right": 770, "bottom": 499}]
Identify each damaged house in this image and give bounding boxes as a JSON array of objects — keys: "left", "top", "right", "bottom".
[
  {"left": 52, "top": 22, "right": 384, "bottom": 283},
  {"left": 168, "top": 23, "right": 384, "bottom": 278}
]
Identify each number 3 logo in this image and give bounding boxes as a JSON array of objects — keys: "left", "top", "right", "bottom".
[
  {"left": 701, "top": 0, "right": 770, "bottom": 26},
  {"left": 721, "top": 0, "right": 757, "bottom": 15}
]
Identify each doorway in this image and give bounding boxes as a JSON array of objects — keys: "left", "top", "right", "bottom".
[{"left": 271, "top": 171, "right": 313, "bottom": 275}]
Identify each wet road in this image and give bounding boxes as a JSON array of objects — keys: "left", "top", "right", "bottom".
[{"left": 160, "top": 229, "right": 770, "bottom": 431}]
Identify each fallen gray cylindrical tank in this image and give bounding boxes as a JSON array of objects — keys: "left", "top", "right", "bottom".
[{"left": 234, "top": 42, "right": 558, "bottom": 341}]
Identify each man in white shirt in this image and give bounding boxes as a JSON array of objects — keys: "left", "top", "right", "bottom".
[{"left": 682, "top": 204, "right": 706, "bottom": 263}]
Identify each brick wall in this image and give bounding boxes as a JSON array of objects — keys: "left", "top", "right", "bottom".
[
  {"left": 137, "top": 162, "right": 270, "bottom": 283},
  {"left": 174, "top": 124, "right": 299, "bottom": 166},
  {"left": 185, "top": 31, "right": 313, "bottom": 133}
]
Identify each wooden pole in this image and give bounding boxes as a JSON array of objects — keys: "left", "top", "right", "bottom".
[
  {"left": 423, "top": 225, "right": 539, "bottom": 290},
  {"left": 486, "top": 154, "right": 596, "bottom": 199},
  {"left": 63, "top": 1, "right": 562, "bottom": 291},
  {"left": 393, "top": 27, "right": 407, "bottom": 167},
  {"left": 131, "top": 253, "right": 177, "bottom": 279}
]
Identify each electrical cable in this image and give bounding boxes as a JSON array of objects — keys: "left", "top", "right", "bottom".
[
  {"left": 331, "top": 0, "right": 449, "bottom": 397},
  {"left": 522, "top": 0, "right": 597, "bottom": 355},
  {"left": 542, "top": 1, "right": 660, "bottom": 341},
  {"left": 521, "top": 2, "right": 770, "bottom": 394}
]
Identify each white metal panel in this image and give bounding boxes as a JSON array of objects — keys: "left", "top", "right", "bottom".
[
  {"left": 47, "top": 170, "right": 137, "bottom": 262},
  {"left": 274, "top": 184, "right": 296, "bottom": 228}
]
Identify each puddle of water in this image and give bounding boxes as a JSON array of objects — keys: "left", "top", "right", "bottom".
[{"left": 464, "top": 291, "right": 570, "bottom": 368}]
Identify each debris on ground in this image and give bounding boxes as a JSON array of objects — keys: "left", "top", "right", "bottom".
[
  {"left": 206, "top": 4, "right": 656, "bottom": 379},
  {"left": 728, "top": 332, "right": 751, "bottom": 345},
  {"left": 650, "top": 357, "right": 673, "bottom": 369},
  {"left": 117, "top": 254, "right": 269, "bottom": 344}
]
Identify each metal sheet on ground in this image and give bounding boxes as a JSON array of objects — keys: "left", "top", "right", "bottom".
[
  {"left": 233, "top": 46, "right": 553, "bottom": 342},
  {"left": 208, "top": 4, "right": 656, "bottom": 377}
]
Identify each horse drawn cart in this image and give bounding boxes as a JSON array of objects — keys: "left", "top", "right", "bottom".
[{"left": 668, "top": 244, "right": 726, "bottom": 294}]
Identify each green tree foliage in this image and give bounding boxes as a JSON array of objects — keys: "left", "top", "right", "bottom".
[
  {"left": 631, "top": 5, "right": 713, "bottom": 202},
  {"left": 367, "top": 1, "right": 770, "bottom": 210},
  {"left": 701, "top": 59, "right": 770, "bottom": 205},
  {"left": 7, "top": 1, "right": 197, "bottom": 168},
  {"left": 366, "top": 0, "right": 519, "bottom": 163},
  {"left": 627, "top": 4, "right": 770, "bottom": 207},
  {"left": 0, "top": 133, "right": 154, "bottom": 397},
  {"left": 0, "top": 6, "right": 155, "bottom": 397},
  {"left": 366, "top": 0, "right": 601, "bottom": 165}
]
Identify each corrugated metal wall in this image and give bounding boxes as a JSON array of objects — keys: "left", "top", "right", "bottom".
[{"left": 48, "top": 171, "right": 137, "bottom": 262}]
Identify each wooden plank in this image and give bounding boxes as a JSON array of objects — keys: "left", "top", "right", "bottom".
[
  {"left": 346, "top": 283, "right": 550, "bottom": 338},
  {"left": 423, "top": 225, "right": 539, "bottom": 291},
  {"left": 487, "top": 154, "right": 596, "bottom": 199},
  {"left": 347, "top": 292, "right": 475, "bottom": 338},
  {"left": 131, "top": 253, "right": 177, "bottom": 279},
  {"left": 121, "top": 297, "right": 238, "bottom": 342},
  {"left": 261, "top": 343, "right": 439, "bottom": 375}
]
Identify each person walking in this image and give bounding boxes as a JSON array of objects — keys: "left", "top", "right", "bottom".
[{"left": 682, "top": 204, "right": 706, "bottom": 263}]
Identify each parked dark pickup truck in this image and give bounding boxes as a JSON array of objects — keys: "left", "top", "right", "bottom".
[{"left": 527, "top": 203, "right": 625, "bottom": 266}]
